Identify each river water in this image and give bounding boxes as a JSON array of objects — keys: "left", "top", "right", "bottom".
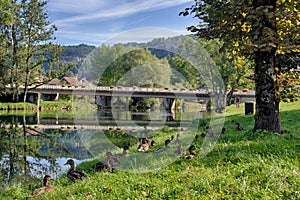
[{"left": 0, "top": 109, "right": 205, "bottom": 188}]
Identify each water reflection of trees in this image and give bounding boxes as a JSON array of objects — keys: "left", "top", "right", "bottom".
[{"left": 0, "top": 117, "right": 72, "bottom": 189}]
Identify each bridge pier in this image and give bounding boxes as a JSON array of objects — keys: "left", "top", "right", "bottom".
[
  {"left": 162, "top": 97, "right": 176, "bottom": 114},
  {"left": 95, "top": 96, "right": 112, "bottom": 109}
]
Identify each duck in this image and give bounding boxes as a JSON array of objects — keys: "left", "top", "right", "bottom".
[
  {"left": 221, "top": 127, "right": 226, "bottom": 134},
  {"left": 137, "top": 139, "right": 150, "bottom": 152},
  {"left": 170, "top": 135, "right": 174, "bottom": 141},
  {"left": 206, "top": 126, "right": 218, "bottom": 138},
  {"left": 236, "top": 123, "right": 244, "bottom": 131},
  {"left": 185, "top": 145, "right": 196, "bottom": 159},
  {"left": 114, "top": 146, "right": 129, "bottom": 159},
  {"left": 174, "top": 134, "right": 184, "bottom": 156},
  {"left": 93, "top": 152, "right": 119, "bottom": 172},
  {"left": 149, "top": 140, "right": 156, "bottom": 148},
  {"left": 31, "top": 175, "right": 54, "bottom": 196},
  {"left": 105, "top": 152, "right": 119, "bottom": 170},
  {"left": 155, "top": 139, "right": 171, "bottom": 153},
  {"left": 231, "top": 120, "right": 238, "bottom": 125},
  {"left": 64, "top": 159, "right": 87, "bottom": 182}
]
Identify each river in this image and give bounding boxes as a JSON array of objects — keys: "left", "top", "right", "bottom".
[{"left": 0, "top": 108, "right": 205, "bottom": 188}]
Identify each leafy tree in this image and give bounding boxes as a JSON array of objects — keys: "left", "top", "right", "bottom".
[
  {"left": 181, "top": 0, "right": 300, "bottom": 132},
  {"left": 90, "top": 45, "right": 171, "bottom": 87},
  {"left": 201, "top": 39, "right": 254, "bottom": 105},
  {"left": 89, "top": 44, "right": 127, "bottom": 85},
  {"left": 112, "top": 48, "right": 171, "bottom": 87},
  {"left": 169, "top": 56, "right": 203, "bottom": 89},
  {"left": 0, "top": 0, "right": 70, "bottom": 102}
]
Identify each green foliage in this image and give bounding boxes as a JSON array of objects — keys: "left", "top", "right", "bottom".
[
  {"left": 277, "top": 71, "right": 300, "bottom": 102},
  {"left": 181, "top": 0, "right": 300, "bottom": 132},
  {"left": 90, "top": 45, "right": 171, "bottom": 87},
  {"left": 0, "top": 0, "right": 71, "bottom": 102},
  {"left": 169, "top": 56, "right": 203, "bottom": 89}
]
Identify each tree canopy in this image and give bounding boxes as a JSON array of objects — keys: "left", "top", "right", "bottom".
[
  {"left": 89, "top": 44, "right": 172, "bottom": 87},
  {"left": 0, "top": 0, "right": 70, "bottom": 102},
  {"left": 181, "top": 0, "right": 300, "bottom": 132}
]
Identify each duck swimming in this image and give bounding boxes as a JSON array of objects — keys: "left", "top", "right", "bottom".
[
  {"left": 32, "top": 175, "right": 54, "bottom": 196},
  {"left": 64, "top": 159, "right": 87, "bottom": 182}
]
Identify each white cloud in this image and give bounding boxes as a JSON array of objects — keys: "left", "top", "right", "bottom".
[
  {"left": 47, "top": 0, "right": 112, "bottom": 14},
  {"left": 51, "top": 0, "right": 193, "bottom": 26}
]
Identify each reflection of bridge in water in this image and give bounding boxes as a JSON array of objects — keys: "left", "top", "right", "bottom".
[
  {"left": 27, "top": 112, "right": 205, "bottom": 131},
  {"left": 5, "top": 111, "right": 206, "bottom": 132},
  {"left": 25, "top": 122, "right": 190, "bottom": 132}
]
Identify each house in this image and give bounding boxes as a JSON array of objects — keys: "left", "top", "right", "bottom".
[
  {"left": 60, "top": 77, "right": 80, "bottom": 86},
  {"left": 78, "top": 77, "right": 93, "bottom": 86},
  {"left": 48, "top": 78, "right": 60, "bottom": 85},
  {"left": 47, "top": 77, "right": 94, "bottom": 87}
]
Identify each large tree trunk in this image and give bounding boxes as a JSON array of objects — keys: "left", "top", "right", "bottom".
[{"left": 254, "top": 50, "right": 281, "bottom": 133}]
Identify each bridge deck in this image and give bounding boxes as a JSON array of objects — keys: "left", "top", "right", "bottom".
[{"left": 27, "top": 85, "right": 255, "bottom": 100}]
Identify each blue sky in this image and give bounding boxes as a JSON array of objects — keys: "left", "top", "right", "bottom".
[{"left": 46, "top": 0, "right": 197, "bottom": 46}]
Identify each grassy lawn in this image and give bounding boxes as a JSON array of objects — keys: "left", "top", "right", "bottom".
[{"left": 1, "top": 102, "right": 299, "bottom": 199}]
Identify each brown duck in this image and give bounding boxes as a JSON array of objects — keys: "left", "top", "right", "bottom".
[
  {"left": 32, "top": 175, "right": 54, "bottom": 196},
  {"left": 114, "top": 146, "right": 129, "bottom": 159},
  {"left": 185, "top": 145, "right": 196, "bottom": 159},
  {"left": 137, "top": 139, "right": 150, "bottom": 152},
  {"left": 92, "top": 152, "right": 119, "bottom": 172},
  {"left": 64, "top": 159, "right": 87, "bottom": 182}
]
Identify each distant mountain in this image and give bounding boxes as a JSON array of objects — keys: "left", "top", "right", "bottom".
[
  {"left": 61, "top": 44, "right": 96, "bottom": 62},
  {"left": 121, "top": 35, "right": 186, "bottom": 58},
  {"left": 59, "top": 44, "right": 96, "bottom": 76}
]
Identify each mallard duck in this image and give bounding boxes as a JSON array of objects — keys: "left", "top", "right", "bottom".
[
  {"left": 138, "top": 139, "right": 150, "bottom": 152},
  {"left": 236, "top": 123, "right": 244, "bottom": 131},
  {"left": 185, "top": 145, "right": 196, "bottom": 159},
  {"left": 105, "top": 152, "right": 119, "bottom": 169},
  {"left": 93, "top": 152, "right": 118, "bottom": 172},
  {"left": 170, "top": 135, "right": 174, "bottom": 141},
  {"left": 221, "top": 127, "right": 226, "bottom": 134},
  {"left": 231, "top": 120, "right": 238, "bottom": 125},
  {"left": 206, "top": 126, "right": 218, "bottom": 138},
  {"left": 64, "top": 159, "right": 87, "bottom": 182},
  {"left": 174, "top": 134, "right": 184, "bottom": 156},
  {"left": 155, "top": 139, "right": 171, "bottom": 153},
  {"left": 149, "top": 140, "right": 156, "bottom": 148},
  {"left": 114, "top": 146, "right": 129, "bottom": 158},
  {"left": 32, "top": 175, "right": 54, "bottom": 196}
]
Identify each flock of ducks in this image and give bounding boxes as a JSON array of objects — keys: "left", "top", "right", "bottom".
[{"left": 31, "top": 120, "right": 245, "bottom": 197}]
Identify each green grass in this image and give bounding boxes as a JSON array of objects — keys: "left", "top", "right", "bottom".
[
  {"left": 0, "top": 101, "right": 96, "bottom": 111},
  {"left": 0, "top": 102, "right": 37, "bottom": 111},
  {"left": 1, "top": 102, "right": 299, "bottom": 199}
]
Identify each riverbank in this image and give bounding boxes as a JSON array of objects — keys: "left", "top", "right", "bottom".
[
  {"left": 0, "top": 100, "right": 96, "bottom": 111},
  {"left": 1, "top": 101, "right": 299, "bottom": 199}
]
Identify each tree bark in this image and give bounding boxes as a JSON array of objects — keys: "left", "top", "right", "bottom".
[{"left": 254, "top": 50, "right": 281, "bottom": 132}]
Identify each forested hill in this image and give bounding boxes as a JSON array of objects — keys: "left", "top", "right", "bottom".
[
  {"left": 60, "top": 35, "right": 182, "bottom": 63},
  {"left": 61, "top": 36, "right": 185, "bottom": 76},
  {"left": 61, "top": 44, "right": 96, "bottom": 62},
  {"left": 121, "top": 35, "right": 185, "bottom": 58}
]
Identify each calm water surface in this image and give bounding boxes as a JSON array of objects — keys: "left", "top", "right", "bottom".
[{"left": 0, "top": 109, "right": 205, "bottom": 187}]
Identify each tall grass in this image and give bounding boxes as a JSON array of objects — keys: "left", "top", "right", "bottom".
[{"left": 1, "top": 102, "right": 299, "bottom": 199}]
